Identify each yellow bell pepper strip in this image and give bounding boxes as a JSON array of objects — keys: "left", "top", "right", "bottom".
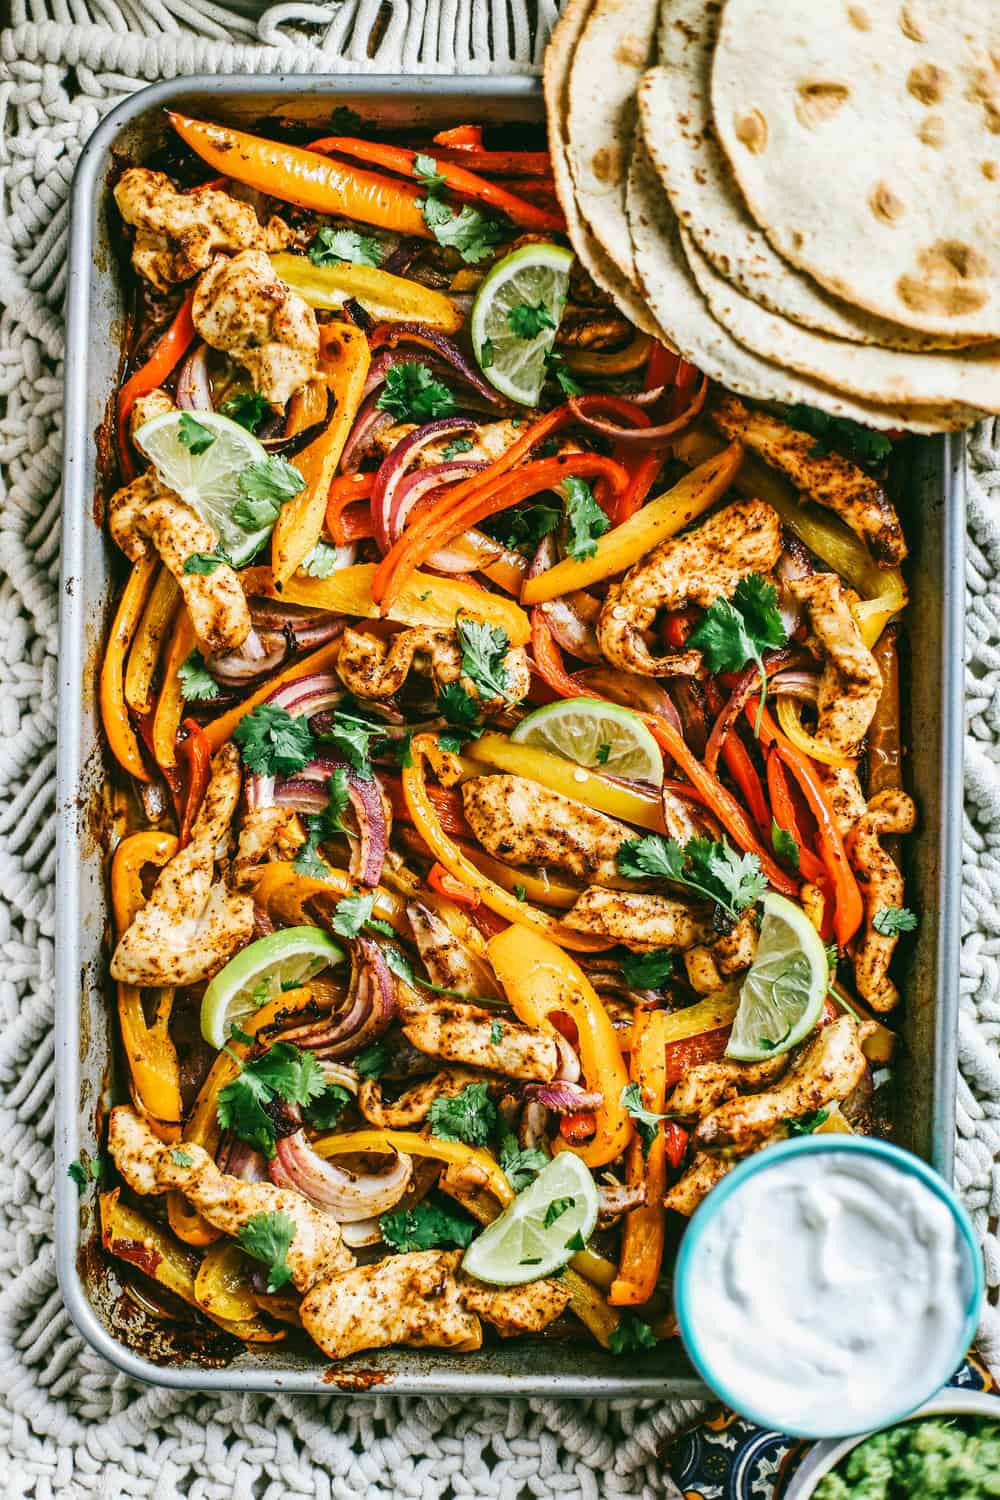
[
  {"left": 561, "top": 1267, "right": 625, "bottom": 1349},
  {"left": 562, "top": 330, "right": 652, "bottom": 378},
  {"left": 610, "top": 1010, "right": 669, "bottom": 1306},
  {"left": 251, "top": 861, "right": 408, "bottom": 935},
  {"left": 828, "top": 981, "right": 897, "bottom": 1064},
  {"left": 271, "top": 322, "right": 371, "bottom": 587},
  {"left": 201, "top": 636, "right": 343, "bottom": 752},
  {"left": 101, "top": 557, "right": 157, "bottom": 781},
  {"left": 194, "top": 1240, "right": 260, "bottom": 1324},
  {"left": 111, "top": 831, "right": 183, "bottom": 1139},
  {"left": 403, "top": 735, "right": 611, "bottom": 952},
  {"left": 271, "top": 254, "right": 463, "bottom": 334},
  {"left": 151, "top": 608, "right": 197, "bottom": 773},
  {"left": 285, "top": 374, "right": 329, "bottom": 437},
  {"left": 314, "top": 1129, "right": 516, "bottom": 1207},
  {"left": 520, "top": 442, "right": 743, "bottom": 605},
  {"left": 100, "top": 1190, "right": 285, "bottom": 1344},
  {"left": 487, "top": 924, "right": 632, "bottom": 1168},
  {"left": 124, "top": 566, "right": 181, "bottom": 717},
  {"left": 116, "top": 291, "right": 196, "bottom": 481},
  {"left": 458, "top": 841, "right": 582, "bottom": 910},
  {"left": 167, "top": 113, "right": 431, "bottom": 236},
  {"left": 463, "top": 732, "right": 666, "bottom": 832},
  {"left": 775, "top": 696, "right": 855, "bottom": 770}
]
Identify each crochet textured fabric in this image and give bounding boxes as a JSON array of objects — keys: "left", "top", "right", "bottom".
[{"left": 0, "top": 3, "right": 997, "bottom": 1497}]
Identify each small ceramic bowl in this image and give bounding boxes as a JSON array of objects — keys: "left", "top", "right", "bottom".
[{"left": 782, "top": 1388, "right": 1000, "bottom": 1499}]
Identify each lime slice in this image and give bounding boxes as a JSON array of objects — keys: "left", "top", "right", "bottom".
[
  {"left": 461, "top": 1152, "right": 598, "bottom": 1286},
  {"left": 200, "top": 927, "right": 345, "bottom": 1050},
  {"left": 725, "top": 893, "right": 828, "bottom": 1062},
  {"left": 510, "top": 697, "right": 663, "bottom": 786},
  {"left": 470, "top": 242, "right": 573, "bottom": 405},
  {"left": 134, "top": 409, "right": 272, "bottom": 567}
]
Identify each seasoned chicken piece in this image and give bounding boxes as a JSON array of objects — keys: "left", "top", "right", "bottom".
[
  {"left": 232, "top": 806, "right": 305, "bottom": 890},
  {"left": 193, "top": 249, "right": 319, "bottom": 407},
  {"left": 820, "top": 765, "right": 868, "bottom": 839},
  {"left": 113, "top": 168, "right": 293, "bottom": 292},
  {"left": 597, "top": 500, "right": 783, "bottom": 676},
  {"left": 846, "top": 790, "right": 917, "bottom": 1011},
  {"left": 597, "top": 1178, "right": 647, "bottom": 1227},
  {"left": 407, "top": 902, "right": 495, "bottom": 999},
  {"left": 301, "top": 1251, "right": 481, "bottom": 1359},
  {"left": 357, "top": 1069, "right": 482, "bottom": 1129},
  {"left": 789, "top": 574, "right": 883, "bottom": 757},
  {"left": 710, "top": 394, "right": 906, "bottom": 567},
  {"left": 458, "top": 1273, "right": 571, "bottom": 1336},
  {"left": 461, "top": 775, "right": 631, "bottom": 884},
  {"left": 693, "top": 1016, "right": 873, "bottom": 1154},
  {"left": 555, "top": 304, "right": 634, "bottom": 349},
  {"left": 398, "top": 995, "right": 558, "bottom": 1082},
  {"left": 109, "top": 472, "right": 251, "bottom": 655},
  {"left": 108, "top": 1107, "right": 353, "bottom": 1289},
  {"left": 129, "top": 387, "right": 176, "bottom": 445},
  {"left": 667, "top": 1056, "right": 789, "bottom": 1121},
  {"left": 337, "top": 625, "right": 530, "bottom": 712},
  {"left": 663, "top": 1152, "right": 732, "bottom": 1216},
  {"left": 563, "top": 888, "right": 709, "bottom": 950},
  {"left": 111, "top": 745, "right": 254, "bottom": 987},
  {"left": 683, "top": 909, "right": 759, "bottom": 994},
  {"left": 438, "top": 1160, "right": 507, "bottom": 1225}
]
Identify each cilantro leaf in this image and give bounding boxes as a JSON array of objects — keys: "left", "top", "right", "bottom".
[
  {"left": 479, "top": 337, "right": 495, "bottom": 368},
  {"left": 376, "top": 362, "right": 457, "bottom": 422},
  {"left": 237, "top": 1210, "right": 296, "bottom": 1293},
  {"left": 608, "top": 1314, "right": 657, "bottom": 1355},
  {"left": 484, "top": 501, "right": 561, "bottom": 556},
  {"left": 393, "top": 731, "right": 414, "bottom": 768},
  {"left": 616, "top": 834, "right": 766, "bottom": 919},
  {"left": 873, "top": 905, "right": 918, "bottom": 936},
  {"left": 178, "top": 650, "right": 220, "bottom": 703},
  {"left": 292, "top": 820, "right": 334, "bottom": 882},
  {"left": 427, "top": 1081, "right": 496, "bottom": 1146},
  {"left": 380, "top": 1197, "right": 475, "bottom": 1253},
  {"left": 562, "top": 475, "right": 610, "bottom": 561},
  {"left": 331, "top": 893, "right": 375, "bottom": 939},
  {"left": 457, "top": 616, "right": 512, "bottom": 702},
  {"left": 382, "top": 943, "right": 416, "bottom": 986},
  {"left": 618, "top": 948, "right": 675, "bottom": 990},
  {"left": 177, "top": 412, "right": 216, "bottom": 454},
  {"left": 301, "top": 540, "right": 345, "bottom": 579},
  {"left": 183, "top": 552, "right": 225, "bottom": 575},
  {"left": 220, "top": 392, "right": 269, "bottom": 433},
  {"left": 438, "top": 681, "right": 482, "bottom": 735},
  {"left": 784, "top": 404, "right": 893, "bottom": 468},
  {"left": 513, "top": 884, "right": 527, "bottom": 901},
  {"left": 596, "top": 743, "right": 611, "bottom": 765},
  {"left": 687, "top": 574, "right": 787, "bottom": 731},
  {"left": 170, "top": 1148, "right": 194, "bottom": 1167},
  {"left": 543, "top": 1195, "right": 575, "bottom": 1228},
  {"left": 354, "top": 1040, "right": 389, "bottom": 1079},
  {"left": 366, "top": 917, "right": 397, "bottom": 939},
  {"left": 309, "top": 226, "right": 382, "bottom": 268},
  {"left": 315, "top": 707, "right": 382, "bottom": 777},
  {"left": 784, "top": 1107, "right": 831, "bottom": 1136},
  {"left": 421, "top": 194, "right": 503, "bottom": 264},
  {"left": 507, "top": 301, "right": 556, "bottom": 339},
  {"left": 233, "top": 457, "right": 305, "bottom": 532},
  {"left": 216, "top": 1042, "right": 326, "bottom": 1157},
  {"left": 771, "top": 820, "right": 801, "bottom": 871},
  {"left": 564, "top": 1229, "right": 586, "bottom": 1252},
  {"left": 490, "top": 1019, "right": 504, "bottom": 1046},
  {"left": 621, "top": 1082, "right": 676, "bottom": 1157},
  {"left": 68, "top": 1159, "right": 96, "bottom": 1193},
  {"left": 442, "top": 436, "right": 474, "bottom": 461},
  {"left": 303, "top": 1084, "right": 352, "bottom": 1130},
  {"left": 498, "top": 1131, "right": 550, "bottom": 1193},
  {"left": 413, "top": 153, "right": 446, "bottom": 192},
  {"left": 545, "top": 351, "right": 583, "bottom": 396},
  {"left": 232, "top": 703, "right": 315, "bottom": 776}
]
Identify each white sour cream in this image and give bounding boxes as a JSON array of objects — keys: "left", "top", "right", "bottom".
[{"left": 682, "top": 1149, "right": 974, "bottom": 1436}]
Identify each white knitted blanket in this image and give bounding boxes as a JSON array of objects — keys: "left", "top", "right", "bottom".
[{"left": 0, "top": 4, "right": 998, "bottom": 1496}]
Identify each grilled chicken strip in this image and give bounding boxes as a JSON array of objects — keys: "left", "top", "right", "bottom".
[
  {"left": 232, "top": 805, "right": 305, "bottom": 890},
  {"left": 337, "top": 626, "right": 530, "bottom": 712},
  {"left": 597, "top": 499, "right": 783, "bottom": 676},
  {"left": 371, "top": 417, "right": 579, "bottom": 468},
  {"left": 846, "top": 790, "right": 918, "bottom": 1011},
  {"left": 302, "top": 1251, "right": 480, "bottom": 1358},
  {"left": 357, "top": 1069, "right": 483, "bottom": 1129},
  {"left": 129, "top": 387, "right": 176, "bottom": 445},
  {"left": 563, "top": 888, "right": 709, "bottom": 950},
  {"left": 692, "top": 1016, "right": 873, "bottom": 1154},
  {"left": 108, "top": 1107, "right": 354, "bottom": 1289},
  {"left": 458, "top": 1274, "right": 571, "bottom": 1336},
  {"left": 789, "top": 574, "right": 883, "bottom": 758},
  {"left": 111, "top": 745, "right": 254, "bottom": 987},
  {"left": 461, "top": 775, "right": 631, "bottom": 884},
  {"left": 663, "top": 1152, "right": 733, "bottom": 1216},
  {"left": 683, "top": 909, "right": 759, "bottom": 994},
  {"left": 193, "top": 249, "right": 319, "bottom": 407},
  {"left": 109, "top": 472, "right": 252, "bottom": 655},
  {"left": 399, "top": 994, "right": 558, "bottom": 1082},
  {"left": 666, "top": 1056, "right": 789, "bottom": 1121},
  {"left": 406, "top": 901, "right": 498, "bottom": 999},
  {"left": 113, "top": 168, "right": 293, "bottom": 292},
  {"left": 820, "top": 765, "right": 868, "bottom": 839},
  {"left": 710, "top": 394, "right": 906, "bottom": 567}
]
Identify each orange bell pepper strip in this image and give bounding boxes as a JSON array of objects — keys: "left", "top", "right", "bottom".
[
  {"left": 251, "top": 861, "right": 408, "bottom": 935},
  {"left": 167, "top": 113, "right": 430, "bottom": 236},
  {"left": 766, "top": 748, "right": 827, "bottom": 885},
  {"left": 152, "top": 608, "right": 197, "bottom": 771},
  {"left": 178, "top": 719, "right": 211, "bottom": 847},
  {"left": 658, "top": 991, "right": 741, "bottom": 1087},
  {"left": 124, "top": 566, "right": 180, "bottom": 717},
  {"left": 382, "top": 774, "right": 472, "bottom": 840},
  {"left": 559, "top": 1111, "right": 598, "bottom": 1145},
  {"left": 427, "top": 862, "right": 480, "bottom": 908},
  {"left": 327, "top": 472, "right": 376, "bottom": 544},
  {"left": 306, "top": 136, "right": 564, "bottom": 232},
  {"left": 433, "top": 124, "right": 483, "bottom": 148},
  {"left": 201, "top": 635, "right": 343, "bottom": 752},
  {"left": 487, "top": 924, "right": 632, "bottom": 1168},
  {"left": 719, "top": 733, "right": 770, "bottom": 836},
  {"left": 111, "top": 831, "right": 183, "bottom": 1139},
  {"left": 610, "top": 1009, "right": 669, "bottom": 1306},
  {"left": 433, "top": 147, "right": 554, "bottom": 176},
  {"left": 271, "top": 322, "right": 371, "bottom": 586},
  {"left": 101, "top": 556, "right": 157, "bottom": 781},
  {"left": 402, "top": 735, "right": 610, "bottom": 952},
  {"left": 116, "top": 291, "right": 197, "bottom": 480}
]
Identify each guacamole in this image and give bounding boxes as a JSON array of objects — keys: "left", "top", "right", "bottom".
[{"left": 815, "top": 1415, "right": 1000, "bottom": 1499}]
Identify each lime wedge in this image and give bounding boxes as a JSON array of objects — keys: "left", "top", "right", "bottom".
[
  {"left": 725, "top": 893, "right": 828, "bottom": 1062},
  {"left": 461, "top": 1152, "right": 598, "bottom": 1286},
  {"left": 510, "top": 697, "right": 663, "bottom": 786},
  {"left": 470, "top": 242, "right": 573, "bottom": 405},
  {"left": 200, "top": 927, "right": 345, "bottom": 1050},
  {"left": 134, "top": 409, "right": 273, "bottom": 567}
]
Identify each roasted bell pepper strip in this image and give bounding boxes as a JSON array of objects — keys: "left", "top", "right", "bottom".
[
  {"left": 194, "top": 1239, "right": 260, "bottom": 1324},
  {"left": 613, "top": 449, "right": 664, "bottom": 525},
  {"left": 562, "top": 1267, "right": 627, "bottom": 1348},
  {"left": 168, "top": 113, "right": 431, "bottom": 235},
  {"left": 284, "top": 374, "right": 329, "bottom": 437},
  {"left": 101, "top": 556, "right": 157, "bottom": 781},
  {"left": 521, "top": 442, "right": 743, "bottom": 605},
  {"left": 251, "top": 862, "right": 408, "bottom": 934},
  {"left": 775, "top": 695, "right": 854, "bottom": 769},
  {"left": 382, "top": 774, "right": 472, "bottom": 840},
  {"left": 766, "top": 748, "right": 828, "bottom": 885},
  {"left": 427, "top": 862, "right": 480, "bottom": 908},
  {"left": 660, "top": 991, "right": 740, "bottom": 1087},
  {"left": 487, "top": 924, "right": 632, "bottom": 1168},
  {"left": 464, "top": 732, "right": 666, "bottom": 832},
  {"left": 563, "top": 332, "right": 652, "bottom": 378},
  {"left": 610, "top": 1009, "right": 669, "bottom": 1306},
  {"left": 433, "top": 124, "right": 484, "bottom": 148},
  {"left": 314, "top": 1129, "right": 515, "bottom": 1207},
  {"left": 402, "top": 735, "right": 610, "bottom": 951},
  {"left": 719, "top": 733, "right": 770, "bottom": 835},
  {"left": 306, "top": 136, "right": 564, "bottom": 232},
  {"left": 152, "top": 608, "right": 197, "bottom": 771},
  {"left": 272, "top": 322, "right": 371, "bottom": 586},
  {"left": 178, "top": 718, "right": 211, "bottom": 847},
  {"left": 664, "top": 1027, "right": 732, "bottom": 1087},
  {"left": 327, "top": 472, "right": 376, "bottom": 544},
  {"left": 271, "top": 253, "right": 463, "bottom": 334},
  {"left": 202, "top": 636, "right": 343, "bottom": 752},
  {"left": 111, "top": 831, "right": 183, "bottom": 1138},
  {"left": 116, "top": 290, "right": 196, "bottom": 480},
  {"left": 458, "top": 842, "right": 581, "bottom": 910},
  {"left": 559, "top": 1111, "right": 597, "bottom": 1144},
  {"left": 124, "top": 566, "right": 180, "bottom": 717}
]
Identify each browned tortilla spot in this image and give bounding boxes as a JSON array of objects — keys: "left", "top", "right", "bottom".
[
  {"left": 868, "top": 181, "right": 906, "bottom": 223},
  {"left": 615, "top": 34, "right": 647, "bottom": 68},
  {"left": 899, "top": 5, "right": 926, "bottom": 42},
  {"left": 917, "top": 114, "right": 947, "bottom": 147},
  {"left": 906, "top": 62, "right": 948, "bottom": 105},
  {"left": 590, "top": 143, "right": 623, "bottom": 184},
  {"left": 982, "top": 160, "right": 999, "bottom": 180},
  {"left": 897, "top": 240, "right": 990, "bottom": 316},
  {"left": 846, "top": 5, "right": 871, "bottom": 30},
  {"left": 794, "top": 81, "right": 851, "bottom": 129},
  {"left": 734, "top": 108, "right": 768, "bottom": 154}
]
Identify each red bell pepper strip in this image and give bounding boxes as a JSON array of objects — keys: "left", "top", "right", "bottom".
[
  {"left": 116, "top": 291, "right": 196, "bottom": 480},
  {"left": 663, "top": 608, "right": 698, "bottom": 651},
  {"left": 719, "top": 734, "right": 771, "bottom": 836},
  {"left": 663, "top": 1122, "right": 689, "bottom": 1170},
  {"left": 612, "top": 451, "right": 664, "bottom": 525},
  {"left": 663, "top": 1026, "right": 732, "bottom": 1087},
  {"left": 178, "top": 718, "right": 211, "bottom": 848},
  {"left": 327, "top": 471, "right": 376, "bottom": 544},
  {"left": 559, "top": 1111, "right": 598, "bottom": 1145},
  {"left": 432, "top": 124, "right": 483, "bottom": 149},
  {"left": 306, "top": 136, "right": 564, "bottom": 232},
  {"left": 766, "top": 748, "right": 828, "bottom": 885},
  {"left": 428, "top": 862, "right": 480, "bottom": 909},
  {"left": 381, "top": 774, "right": 473, "bottom": 841}
]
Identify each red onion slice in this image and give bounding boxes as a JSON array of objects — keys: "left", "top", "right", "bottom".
[
  {"left": 206, "top": 629, "right": 291, "bottom": 686},
  {"left": 272, "top": 1130, "right": 412, "bottom": 1221},
  {"left": 372, "top": 419, "right": 482, "bottom": 552},
  {"left": 340, "top": 393, "right": 398, "bottom": 473},
  {"left": 769, "top": 670, "right": 820, "bottom": 702},
  {"left": 176, "top": 342, "right": 213, "bottom": 411},
  {"left": 266, "top": 672, "right": 344, "bottom": 718},
  {"left": 279, "top": 937, "right": 396, "bottom": 1058},
  {"left": 369, "top": 322, "right": 506, "bottom": 407},
  {"left": 567, "top": 374, "right": 708, "bottom": 443},
  {"left": 274, "top": 758, "right": 389, "bottom": 886},
  {"left": 523, "top": 1081, "right": 604, "bottom": 1113}
]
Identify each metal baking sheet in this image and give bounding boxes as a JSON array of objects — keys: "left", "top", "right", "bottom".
[{"left": 54, "top": 74, "right": 966, "bottom": 1394}]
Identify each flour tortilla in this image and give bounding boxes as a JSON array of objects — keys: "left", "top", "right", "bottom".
[
  {"left": 544, "top": 0, "right": 665, "bottom": 341},
  {"left": 711, "top": 0, "right": 1000, "bottom": 338},
  {"left": 642, "top": 0, "right": 977, "bottom": 350},
  {"left": 566, "top": 0, "right": 658, "bottom": 289},
  {"left": 625, "top": 134, "right": 978, "bottom": 431}
]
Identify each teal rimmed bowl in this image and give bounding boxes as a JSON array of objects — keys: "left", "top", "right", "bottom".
[{"left": 674, "top": 1135, "right": 984, "bottom": 1440}]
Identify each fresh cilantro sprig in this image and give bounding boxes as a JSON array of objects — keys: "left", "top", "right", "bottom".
[
  {"left": 687, "top": 574, "right": 787, "bottom": 733},
  {"left": 484, "top": 502, "right": 561, "bottom": 556},
  {"left": 545, "top": 350, "right": 583, "bottom": 396},
  {"left": 301, "top": 540, "right": 344, "bottom": 579},
  {"left": 376, "top": 361, "right": 457, "bottom": 422},
  {"left": 438, "top": 680, "right": 483, "bottom": 743},
  {"left": 543, "top": 1196, "right": 575, "bottom": 1228},
  {"left": 315, "top": 706, "right": 384, "bottom": 777},
  {"left": 618, "top": 949, "right": 674, "bottom": 990},
  {"left": 380, "top": 1197, "right": 475, "bottom": 1253},
  {"left": 784, "top": 404, "right": 893, "bottom": 468},
  {"left": 291, "top": 769, "right": 352, "bottom": 883},
  {"left": 413, "top": 152, "right": 447, "bottom": 192},
  {"left": 178, "top": 650, "right": 220, "bottom": 702},
  {"left": 303, "top": 1084, "right": 352, "bottom": 1130},
  {"left": 68, "top": 1156, "right": 105, "bottom": 1194},
  {"left": 784, "top": 1107, "right": 831, "bottom": 1136},
  {"left": 331, "top": 892, "right": 375, "bottom": 939},
  {"left": 233, "top": 703, "right": 315, "bottom": 776},
  {"left": 220, "top": 392, "right": 270, "bottom": 433},
  {"left": 617, "top": 834, "right": 766, "bottom": 920},
  {"left": 308, "top": 226, "right": 382, "bottom": 268},
  {"left": 508, "top": 301, "right": 556, "bottom": 340},
  {"left": 177, "top": 413, "right": 216, "bottom": 454},
  {"left": 562, "top": 476, "right": 609, "bottom": 562},
  {"left": 771, "top": 820, "right": 801, "bottom": 871},
  {"left": 354, "top": 1039, "right": 389, "bottom": 1079},
  {"left": 422, "top": 192, "right": 502, "bottom": 264},
  {"left": 233, "top": 456, "right": 306, "bottom": 533},
  {"left": 427, "top": 1081, "right": 496, "bottom": 1146},
  {"left": 621, "top": 1083, "right": 677, "bottom": 1157},
  {"left": 608, "top": 1314, "right": 657, "bottom": 1355},
  {"left": 442, "top": 436, "right": 474, "bottom": 462},
  {"left": 183, "top": 552, "right": 226, "bottom": 576},
  {"left": 498, "top": 1131, "right": 550, "bottom": 1193},
  {"left": 457, "top": 616, "right": 512, "bottom": 702},
  {"left": 873, "top": 906, "right": 918, "bottom": 936},
  {"left": 237, "top": 1210, "right": 296, "bottom": 1293},
  {"left": 216, "top": 1041, "right": 327, "bottom": 1157}
]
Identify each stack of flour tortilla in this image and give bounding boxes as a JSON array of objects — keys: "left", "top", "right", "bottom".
[{"left": 545, "top": 0, "right": 1000, "bottom": 431}]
